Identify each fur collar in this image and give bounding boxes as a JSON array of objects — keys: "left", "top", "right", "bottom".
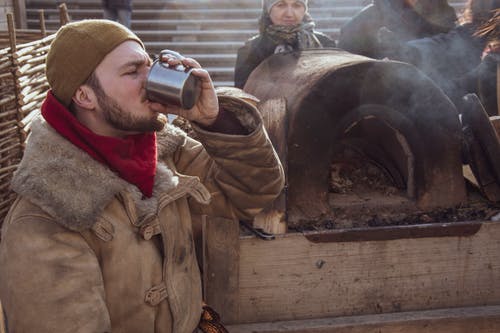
[{"left": 11, "top": 116, "right": 188, "bottom": 231}]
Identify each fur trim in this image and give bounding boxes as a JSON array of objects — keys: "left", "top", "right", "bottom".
[
  {"left": 217, "top": 95, "right": 261, "bottom": 132},
  {"left": 11, "top": 116, "right": 186, "bottom": 231},
  {"left": 156, "top": 122, "right": 187, "bottom": 158}
]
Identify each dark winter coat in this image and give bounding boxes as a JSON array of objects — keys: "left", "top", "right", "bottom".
[
  {"left": 234, "top": 32, "right": 336, "bottom": 88},
  {"left": 338, "top": 0, "right": 457, "bottom": 59},
  {"left": 386, "top": 24, "right": 493, "bottom": 113}
]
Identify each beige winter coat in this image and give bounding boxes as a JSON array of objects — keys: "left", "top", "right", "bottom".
[{"left": 0, "top": 95, "right": 284, "bottom": 333}]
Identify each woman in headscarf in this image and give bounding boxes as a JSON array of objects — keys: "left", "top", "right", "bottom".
[
  {"left": 338, "top": 0, "right": 457, "bottom": 59},
  {"left": 234, "top": 0, "right": 335, "bottom": 89}
]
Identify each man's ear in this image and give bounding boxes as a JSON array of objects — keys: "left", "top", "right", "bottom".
[{"left": 72, "top": 85, "right": 97, "bottom": 110}]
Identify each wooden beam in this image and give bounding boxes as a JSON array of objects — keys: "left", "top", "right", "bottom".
[
  {"left": 202, "top": 216, "right": 241, "bottom": 323},
  {"left": 0, "top": 300, "right": 5, "bottom": 333},
  {"left": 58, "top": 3, "right": 70, "bottom": 26},
  {"left": 253, "top": 97, "right": 288, "bottom": 234},
  {"left": 206, "top": 221, "right": 500, "bottom": 324},
  {"left": 13, "top": 0, "right": 27, "bottom": 29},
  {"left": 490, "top": 116, "right": 500, "bottom": 137},
  {"left": 226, "top": 305, "right": 500, "bottom": 333}
]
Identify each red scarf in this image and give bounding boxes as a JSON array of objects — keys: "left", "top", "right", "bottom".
[{"left": 41, "top": 91, "right": 157, "bottom": 198}]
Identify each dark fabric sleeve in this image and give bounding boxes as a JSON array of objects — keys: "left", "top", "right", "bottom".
[
  {"left": 234, "top": 42, "right": 259, "bottom": 89},
  {"left": 451, "top": 53, "right": 499, "bottom": 116},
  {"left": 195, "top": 107, "right": 249, "bottom": 135},
  {"left": 338, "top": 5, "right": 381, "bottom": 58},
  {"left": 401, "top": 27, "right": 482, "bottom": 89},
  {"left": 234, "top": 36, "right": 275, "bottom": 89}
]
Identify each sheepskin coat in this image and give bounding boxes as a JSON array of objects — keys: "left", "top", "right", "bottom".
[{"left": 0, "top": 95, "right": 284, "bottom": 333}]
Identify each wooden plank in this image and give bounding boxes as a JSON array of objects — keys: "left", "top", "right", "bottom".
[
  {"left": 253, "top": 97, "right": 288, "bottom": 235},
  {"left": 497, "top": 64, "right": 499, "bottom": 116},
  {"left": 490, "top": 116, "right": 500, "bottom": 137},
  {"left": 213, "top": 221, "right": 500, "bottom": 323},
  {"left": 226, "top": 305, "right": 500, "bottom": 333},
  {"left": 0, "top": 300, "right": 5, "bottom": 333},
  {"left": 202, "top": 216, "right": 240, "bottom": 323}
]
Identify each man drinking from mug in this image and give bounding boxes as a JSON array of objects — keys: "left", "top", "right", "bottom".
[{"left": 0, "top": 19, "right": 284, "bottom": 332}]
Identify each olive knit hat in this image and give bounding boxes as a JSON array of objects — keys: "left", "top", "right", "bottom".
[
  {"left": 46, "top": 19, "right": 144, "bottom": 106},
  {"left": 262, "top": 0, "right": 308, "bottom": 13}
]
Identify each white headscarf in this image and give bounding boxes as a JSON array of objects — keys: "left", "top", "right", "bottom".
[{"left": 262, "top": 0, "right": 308, "bottom": 13}]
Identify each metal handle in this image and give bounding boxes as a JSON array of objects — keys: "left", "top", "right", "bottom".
[
  {"left": 239, "top": 220, "right": 275, "bottom": 240},
  {"left": 159, "top": 49, "right": 186, "bottom": 71},
  {"left": 160, "top": 49, "right": 183, "bottom": 59}
]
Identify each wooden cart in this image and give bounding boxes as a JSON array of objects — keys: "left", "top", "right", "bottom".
[{"left": 203, "top": 50, "right": 500, "bottom": 332}]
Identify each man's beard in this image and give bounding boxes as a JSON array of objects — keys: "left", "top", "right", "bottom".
[{"left": 94, "top": 84, "right": 167, "bottom": 133}]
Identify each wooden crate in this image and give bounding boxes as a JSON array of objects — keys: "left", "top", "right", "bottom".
[{"left": 203, "top": 218, "right": 500, "bottom": 331}]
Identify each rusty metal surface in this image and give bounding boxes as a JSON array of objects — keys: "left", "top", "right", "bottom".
[
  {"left": 303, "top": 221, "right": 483, "bottom": 243},
  {"left": 244, "top": 49, "right": 467, "bottom": 225}
]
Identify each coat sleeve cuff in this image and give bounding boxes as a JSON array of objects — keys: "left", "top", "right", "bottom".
[
  {"left": 191, "top": 91, "right": 262, "bottom": 137},
  {"left": 194, "top": 107, "right": 249, "bottom": 135}
]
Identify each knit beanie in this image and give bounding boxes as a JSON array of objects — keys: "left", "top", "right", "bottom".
[
  {"left": 46, "top": 19, "right": 144, "bottom": 106},
  {"left": 262, "top": 0, "right": 308, "bottom": 13}
]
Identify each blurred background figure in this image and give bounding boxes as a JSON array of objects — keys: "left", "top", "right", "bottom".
[
  {"left": 102, "top": 0, "right": 132, "bottom": 28},
  {"left": 378, "top": 0, "right": 500, "bottom": 115},
  {"left": 465, "top": 8, "right": 500, "bottom": 115},
  {"left": 234, "top": 0, "right": 335, "bottom": 88},
  {"left": 338, "top": 0, "right": 457, "bottom": 59}
]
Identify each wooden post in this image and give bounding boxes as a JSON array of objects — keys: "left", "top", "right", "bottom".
[
  {"left": 252, "top": 98, "right": 288, "bottom": 234},
  {"left": 7, "top": 13, "right": 16, "bottom": 52},
  {"left": 58, "top": 3, "right": 70, "bottom": 26},
  {"left": 13, "top": 0, "right": 27, "bottom": 29},
  {"left": 0, "top": 301, "right": 6, "bottom": 333},
  {"left": 202, "top": 216, "right": 241, "bottom": 324},
  {"left": 497, "top": 63, "right": 499, "bottom": 116},
  {"left": 491, "top": 116, "right": 500, "bottom": 136},
  {"left": 7, "top": 13, "right": 25, "bottom": 146},
  {"left": 39, "top": 10, "right": 46, "bottom": 37}
]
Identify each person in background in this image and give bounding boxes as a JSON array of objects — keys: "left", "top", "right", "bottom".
[
  {"left": 378, "top": 0, "right": 500, "bottom": 115},
  {"left": 473, "top": 9, "right": 500, "bottom": 115},
  {"left": 102, "top": 0, "right": 132, "bottom": 28},
  {"left": 234, "top": 0, "right": 335, "bottom": 89},
  {"left": 338, "top": 0, "right": 457, "bottom": 59},
  {"left": 0, "top": 19, "right": 284, "bottom": 332}
]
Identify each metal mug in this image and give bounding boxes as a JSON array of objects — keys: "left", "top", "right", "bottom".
[{"left": 146, "top": 50, "right": 202, "bottom": 109}]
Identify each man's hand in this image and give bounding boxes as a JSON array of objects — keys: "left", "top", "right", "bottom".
[
  {"left": 149, "top": 52, "right": 219, "bottom": 127},
  {"left": 479, "top": 52, "right": 500, "bottom": 73}
]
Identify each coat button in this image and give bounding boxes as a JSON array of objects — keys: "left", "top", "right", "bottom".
[
  {"left": 140, "top": 225, "right": 154, "bottom": 240},
  {"left": 145, "top": 282, "right": 168, "bottom": 306}
]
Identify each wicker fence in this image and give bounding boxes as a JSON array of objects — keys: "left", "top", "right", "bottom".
[{"left": 0, "top": 7, "right": 69, "bottom": 226}]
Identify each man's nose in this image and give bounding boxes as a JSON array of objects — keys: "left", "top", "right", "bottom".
[{"left": 284, "top": 5, "right": 293, "bottom": 15}]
